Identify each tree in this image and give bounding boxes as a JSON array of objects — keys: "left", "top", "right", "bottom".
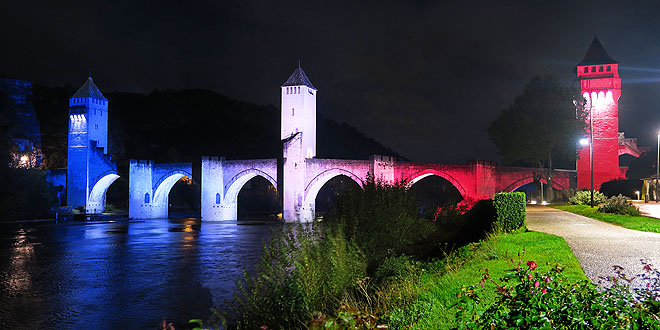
[{"left": 488, "top": 75, "right": 587, "bottom": 201}]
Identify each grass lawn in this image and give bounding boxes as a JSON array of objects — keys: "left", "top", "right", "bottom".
[
  {"left": 554, "top": 204, "right": 660, "bottom": 233},
  {"left": 384, "top": 230, "right": 586, "bottom": 329}
]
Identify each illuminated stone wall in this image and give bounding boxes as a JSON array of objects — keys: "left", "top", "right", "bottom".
[
  {"left": 199, "top": 67, "right": 573, "bottom": 222},
  {"left": 201, "top": 157, "right": 277, "bottom": 221},
  {"left": 128, "top": 160, "right": 192, "bottom": 219},
  {"left": 65, "top": 78, "right": 119, "bottom": 213},
  {"left": 576, "top": 64, "right": 622, "bottom": 190}
]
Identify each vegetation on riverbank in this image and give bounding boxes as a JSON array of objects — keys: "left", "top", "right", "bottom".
[
  {"left": 554, "top": 204, "right": 660, "bottom": 233},
  {"left": 212, "top": 182, "right": 590, "bottom": 329},
  {"left": 367, "top": 230, "right": 586, "bottom": 329}
]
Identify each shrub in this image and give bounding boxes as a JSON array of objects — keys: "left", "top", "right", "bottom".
[
  {"left": 328, "top": 179, "right": 435, "bottom": 271},
  {"left": 598, "top": 194, "right": 641, "bottom": 216},
  {"left": 569, "top": 190, "right": 607, "bottom": 205},
  {"left": 552, "top": 188, "right": 575, "bottom": 203},
  {"left": 372, "top": 255, "right": 418, "bottom": 286},
  {"left": 223, "top": 223, "right": 366, "bottom": 329},
  {"left": 493, "top": 192, "right": 526, "bottom": 232},
  {"left": 456, "top": 255, "right": 660, "bottom": 329}
]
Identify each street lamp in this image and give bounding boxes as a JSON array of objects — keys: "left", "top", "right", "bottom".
[
  {"left": 655, "top": 132, "right": 660, "bottom": 203},
  {"left": 580, "top": 137, "right": 594, "bottom": 207}
]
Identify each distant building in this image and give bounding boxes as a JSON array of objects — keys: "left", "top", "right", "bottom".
[{"left": 0, "top": 78, "right": 43, "bottom": 168}]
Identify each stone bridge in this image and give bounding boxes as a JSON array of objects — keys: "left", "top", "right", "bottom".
[
  {"left": 60, "top": 69, "right": 575, "bottom": 221},
  {"left": 200, "top": 139, "right": 572, "bottom": 222}
]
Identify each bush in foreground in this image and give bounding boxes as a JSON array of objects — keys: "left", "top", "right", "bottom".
[
  {"left": 456, "top": 255, "right": 660, "bottom": 329},
  {"left": 598, "top": 194, "right": 641, "bottom": 216},
  {"left": 493, "top": 192, "right": 526, "bottom": 232},
  {"left": 569, "top": 190, "right": 607, "bottom": 205},
  {"left": 221, "top": 223, "right": 366, "bottom": 329},
  {"left": 328, "top": 180, "right": 436, "bottom": 271}
]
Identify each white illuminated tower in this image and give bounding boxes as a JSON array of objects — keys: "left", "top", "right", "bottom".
[
  {"left": 66, "top": 77, "right": 112, "bottom": 210},
  {"left": 281, "top": 65, "right": 317, "bottom": 158},
  {"left": 281, "top": 65, "right": 317, "bottom": 221}
]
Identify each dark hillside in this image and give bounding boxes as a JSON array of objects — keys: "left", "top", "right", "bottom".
[{"left": 32, "top": 86, "right": 403, "bottom": 168}]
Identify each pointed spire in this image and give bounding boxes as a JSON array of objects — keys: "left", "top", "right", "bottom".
[
  {"left": 282, "top": 65, "right": 316, "bottom": 90},
  {"left": 577, "top": 35, "right": 617, "bottom": 66},
  {"left": 72, "top": 76, "right": 107, "bottom": 100}
]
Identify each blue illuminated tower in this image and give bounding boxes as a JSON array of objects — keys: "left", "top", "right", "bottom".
[{"left": 66, "top": 77, "right": 118, "bottom": 213}]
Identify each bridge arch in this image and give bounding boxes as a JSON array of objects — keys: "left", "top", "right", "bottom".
[
  {"left": 152, "top": 170, "right": 194, "bottom": 208},
  {"left": 87, "top": 172, "right": 121, "bottom": 213},
  {"left": 503, "top": 176, "right": 567, "bottom": 193},
  {"left": 224, "top": 168, "right": 278, "bottom": 207},
  {"left": 404, "top": 169, "right": 466, "bottom": 198},
  {"left": 303, "top": 168, "right": 364, "bottom": 206}
]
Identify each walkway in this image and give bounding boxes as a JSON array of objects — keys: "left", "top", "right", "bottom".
[
  {"left": 526, "top": 205, "right": 660, "bottom": 286},
  {"left": 633, "top": 200, "right": 660, "bottom": 220}
]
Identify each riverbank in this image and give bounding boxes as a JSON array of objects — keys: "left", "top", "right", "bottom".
[{"left": 370, "top": 229, "right": 586, "bottom": 328}]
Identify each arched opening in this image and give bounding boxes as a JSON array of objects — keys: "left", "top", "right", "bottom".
[
  {"left": 314, "top": 174, "right": 362, "bottom": 217},
  {"left": 507, "top": 177, "right": 566, "bottom": 203},
  {"left": 222, "top": 169, "right": 278, "bottom": 221},
  {"left": 237, "top": 176, "right": 280, "bottom": 220},
  {"left": 302, "top": 169, "right": 364, "bottom": 221},
  {"left": 87, "top": 173, "right": 121, "bottom": 214},
  {"left": 168, "top": 176, "right": 199, "bottom": 218},
  {"left": 511, "top": 181, "right": 543, "bottom": 202},
  {"left": 106, "top": 177, "right": 128, "bottom": 214},
  {"left": 408, "top": 174, "right": 463, "bottom": 218}
]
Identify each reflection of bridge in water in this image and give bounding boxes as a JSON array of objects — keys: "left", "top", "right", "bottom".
[{"left": 61, "top": 69, "right": 572, "bottom": 222}]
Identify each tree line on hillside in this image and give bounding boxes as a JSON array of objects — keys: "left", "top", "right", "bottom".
[{"left": 32, "top": 85, "right": 404, "bottom": 169}]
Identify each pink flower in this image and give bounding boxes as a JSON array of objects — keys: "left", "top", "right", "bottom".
[
  {"left": 527, "top": 261, "right": 537, "bottom": 271},
  {"left": 542, "top": 288, "right": 547, "bottom": 293},
  {"left": 545, "top": 277, "right": 551, "bottom": 283},
  {"left": 528, "top": 274, "right": 533, "bottom": 280},
  {"left": 534, "top": 280, "right": 540, "bottom": 288}
]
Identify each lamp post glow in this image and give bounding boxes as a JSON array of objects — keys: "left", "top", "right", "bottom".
[
  {"left": 655, "top": 133, "right": 660, "bottom": 203},
  {"left": 579, "top": 138, "right": 594, "bottom": 207},
  {"left": 636, "top": 190, "right": 640, "bottom": 200}
]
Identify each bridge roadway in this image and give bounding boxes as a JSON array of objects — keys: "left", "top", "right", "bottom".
[{"left": 526, "top": 205, "right": 660, "bottom": 288}]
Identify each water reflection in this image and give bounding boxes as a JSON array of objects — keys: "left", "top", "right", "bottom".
[{"left": 0, "top": 219, "right": 277, "bottom": 329}]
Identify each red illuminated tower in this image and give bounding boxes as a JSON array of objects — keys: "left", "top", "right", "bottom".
[{"left": 576, "top": 36, "right": 623, "bottom": 190}]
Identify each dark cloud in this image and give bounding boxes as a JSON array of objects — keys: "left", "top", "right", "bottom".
[{"left": 3, "top": 0, "right": 660, "bottom": 163}]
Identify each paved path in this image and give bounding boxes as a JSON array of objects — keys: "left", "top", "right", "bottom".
[
  {"left": 633, "top": 201, "right": 660, "bottom": 220},
  {"left": 526, "top": 205, "right": 660, "bottom": 286}
]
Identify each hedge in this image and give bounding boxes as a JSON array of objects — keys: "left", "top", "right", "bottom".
[{"left": 493, "top": 192, "right": 526, "bottom": 232}]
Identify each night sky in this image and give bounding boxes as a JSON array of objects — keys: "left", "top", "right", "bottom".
[{"left": 3, "top": 0, "right": 660, "bottom": 164}]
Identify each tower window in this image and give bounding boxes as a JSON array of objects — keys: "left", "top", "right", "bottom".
[
  {"left": 144, "top": 193, "right": 150, "bottom": 203},
  {"left": 297, "top": 87, "right": 300, "bottom": 93},
  {"left": 607, "top": 65, "right": 611, "bottom": 72},
  {"left": 292, "top": 108, "right": 295, "bottom": 116},
  {"left": 583, "top": 67, "right": 588, "bottom": 73},
  {"left": 591, "top": 66, "right": 596, "bottom": 72},
  {"left": 95, "top": 124, "right": 98, "bottom": 130},
  {"left": 599, "top": 66, "right": 604, "bottom": 72},
  {"left": 215, "top": 193, "right": 221, "bottom": 204}
]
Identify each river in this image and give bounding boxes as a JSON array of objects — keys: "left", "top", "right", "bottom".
[{"left": 0, "top": 218, "right": 278, "bottom": 329}]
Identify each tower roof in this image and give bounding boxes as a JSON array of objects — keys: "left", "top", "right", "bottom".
[
  {"left": 72, "top": 77, "right": 107, "bottom": 100},
  {"left": 281, "top": 66, "right": 316, "bottom": 90},
  {"left": 577, "top": 36, "right": 617, "bottom": 66}
]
